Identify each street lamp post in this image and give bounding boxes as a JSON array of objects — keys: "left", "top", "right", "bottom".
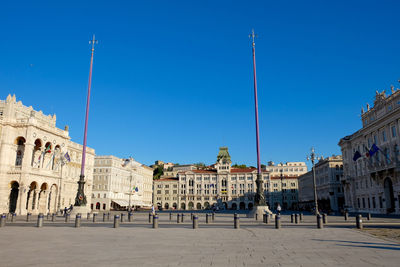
[
  {"left": 280, "top": 166, "right": 284, "bottom": 209},
  {"left": 307, "top": 147, "right": 320, "bottom": 215}
]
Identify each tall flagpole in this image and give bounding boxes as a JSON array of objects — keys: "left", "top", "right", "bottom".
[
  {"left": 250, "top": 29, "right": 266, "bottom": 207},
  {"left": 75, "top": 34, "right": 98, "bottom": 207}
]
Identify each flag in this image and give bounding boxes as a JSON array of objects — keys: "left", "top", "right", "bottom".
[
  {"left": 353, "top": 151, "right": 362, "bottom": 161},
  {"left": 135, "top": 187, "right": 139, "bottom": 192},
  {"left": 64, "top": 152, "right": 71, "bottom": 162},
  {"left": 369, "top": 144, "right": 380, "bottom": 157},
  {"left": 44, "top": 145, "right": 51, "bottom": 154}
]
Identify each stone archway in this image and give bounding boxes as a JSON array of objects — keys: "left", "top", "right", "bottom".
[
  {"left": 188, "top": 202, "right": 194, "bottom": 210},
  {"left": 196, "top": 203, "right": 201, "bottom": 210},
  {"left": 239, "top": 202, "right": 245, "bottom": 210},
  {"left": 384, "top": 177, "right": 395, "bottom": 213},
  {"left": 181, "top": 203, "right": 186, "bottom": 210},
  {"left": 204, "top": 202, "right": 210, "bottom": 209},
  {"left": 231, "top": 203, "right": 237, "bottom": 210},
  {"left": 165, "top": 203, "right": 169, "bottom": 210},
  {"left": 9, "top": 181, "right": 19, "bottom": 213},
  {"left": 248, "top": 202, "right": 254, "bottom": 210},
  {"left": 173, "top": 203, "right": 177, "bottom": 210}
]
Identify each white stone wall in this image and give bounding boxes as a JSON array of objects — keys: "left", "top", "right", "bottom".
[{"left": 0, "top": 94, "right": 95, "bottom": 215}]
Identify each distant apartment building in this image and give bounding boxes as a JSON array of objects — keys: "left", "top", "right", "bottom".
[
  {"left": 298, "top": 155, "right": 344, "bottom": 212},
  {"left": 152, "top": 147, "right": 306, "bottom": 210},
  {"left": 339, "top": 89, "right": 400, "bottom": 215},
  {"left": 153, "top": 177, "right": 179, "bottom": 209},
  {"left": 91, "top": 155, "right": 153, "bottom": 211}
]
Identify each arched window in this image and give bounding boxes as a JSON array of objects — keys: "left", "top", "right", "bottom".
[{"left": 15, "top": 137, "right": 26, "bottom": 166}]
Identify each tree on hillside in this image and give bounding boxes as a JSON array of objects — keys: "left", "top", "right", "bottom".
[{"left": 153, "top": 164, "right": 164, "bottom": 180}]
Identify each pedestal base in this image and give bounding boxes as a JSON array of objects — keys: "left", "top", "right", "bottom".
[
  {"left": 70, "top": 206, "right": 90, "bottom": 216},
  {"left": 247, "top": 205, "right": 273, "bottom": 218}
]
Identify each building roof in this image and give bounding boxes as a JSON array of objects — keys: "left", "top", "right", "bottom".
[{"left": 155, "top": 177, "right": 179, "bottom": 182}]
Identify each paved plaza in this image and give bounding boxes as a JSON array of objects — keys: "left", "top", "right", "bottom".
[{"left": 0, "top": 212, "right": 399, "bottom": 266}]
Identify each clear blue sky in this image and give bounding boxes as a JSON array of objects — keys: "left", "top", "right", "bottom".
[{"left": 1, "top": 0, "right": 399, "bottom": 167}]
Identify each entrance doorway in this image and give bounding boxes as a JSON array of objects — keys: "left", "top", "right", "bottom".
[
  {"left": 9, "top": 181, "right": 19, "bottom": 213},
  {"left": 384, "top": 177, "right": 395, "bottom": 213}
]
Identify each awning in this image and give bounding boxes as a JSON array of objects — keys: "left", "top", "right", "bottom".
[{"left": 112, "top": 199, "right": 129, "bottom": 207}]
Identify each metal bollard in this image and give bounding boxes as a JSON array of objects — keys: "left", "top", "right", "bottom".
[
  {"left": 114, "top": 215, "right": 120, "bottom": 228},
  {"left": 153, "top": 214, "right": 159, "bottom": 229},
  {"left": 265, "top": 214, "right": 270, "bottom": 224},
  {"left": 295, "top": 214, "right": 299, "bottom": 224},
  {"left": 65, "top": 213, "right": 70, "bottom": 223},
  {"left": 299, "top": 213, "right": 303, "bottom": 221},
  {"left": 212, "top": 212, "right": 215, "bottom": 221},
  {"left": 322, "top": 213, "right": 328, "bottom": 224},
  {"left": 255, "top": 213, "right": 258, "bottom": 221},
  {"left": 37, "top": 213, "right": 44, "bottom": 228},
  {"left": 120, "top": 213, "right": 125, "bottom": 223},
  {"left": 149, "top": 213, "right": 153, "bottom": 223},
  {"left": 177, "top": 214, "right": 180, "bottom": 223},
  {"left": 191, "top": 213, "right": 193, "bottom": 221},
  {"left": 128, "top": 212, "right": 133, "bottom": 222},
  {"left": 75, "top": 214, "right": 81, "bottom": 228},
  {"left": 344, "top": 212, "right": 348, "bottom": 221},
  {"left": 181, "top": 213, "right": 184, "bottom": 223},
  {"left": 93, "top": 213, "right": 97, "bottom": 223},
  {"left": 52, "top": 213, "right": 56, "bottom": 222},
  {"left": 47, "top": 213, "right": 50, "bottom": 220},
  {"left": 291, "top": 214, "right": 294, "bottom": 223},
  {"left": 367, "top": 213, "right": 371, "bottom": 220},
  {"left": 234, "top": 213, "right": 240, "bottom": 229},
  {"left": 193, "top": 215, "right": 199, "bottom": 229},
  {"left": 26, "top": 213, "right": 32, "bottom": 222},
  {"left": 11, "top": 213, "right": 16, "bottom": 222},
  {"left": 87, "top": 213, "right": 91, "bottom": 220},
  {"left": 103, "top": 213, "right": 107, "bottom": 222},
  {"left": 206, "top": 213, "right": 209, "bottom": 224},
  {"left": 0, "top": 213, "right": 6, "bottom": 227},
  {"left": 317, "top": 214, "right": 323, "bottom": 229},
  {"left": 275, "top": 215, "right": 281, "bottom": 229},
  {"left": 356, "top": 214, "right": 363, "bottom": 229},
  {"left": 263, "top": 214, "right": 267, "bottom": 223},
  {"left": 169, "top": 212, "right": 172, "bottom": 221},
  {"left": 107, "top": 213, "right": 110, "bottom": 221}
]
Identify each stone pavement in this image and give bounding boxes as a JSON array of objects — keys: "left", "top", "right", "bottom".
[{"left": 0, "top": 213, "right": 399, "bottom": 266}]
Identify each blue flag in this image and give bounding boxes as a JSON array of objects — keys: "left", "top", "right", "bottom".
[
  {"left": 353, "top": 151, "right": 362, "bottom": 161},
  {"left": 369, "top": 144, "right": 380, "bottom": 157}
]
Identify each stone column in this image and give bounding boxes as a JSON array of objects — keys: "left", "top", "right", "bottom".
[{"left": 33, "top": 189, "right": 39, "bottom": 214}]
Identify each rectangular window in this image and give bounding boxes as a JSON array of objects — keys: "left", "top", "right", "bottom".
[
  {"left": 157, "top": 190, "right": 161, "bottom": 194},
  {"left": 382, "top": 130, "right": 387, "bottom": 142},
  {"left": 379, "top": 196, "right": 383, "bottom": 208},
  {"left": 392, "top": 126, "right": 397, "bottom": 138},
  {"left": 372, "top": 197, "right": 376, "bottom": 209},
  {"left": 368, "top": 197, "right": 371, "bottom": 209}
]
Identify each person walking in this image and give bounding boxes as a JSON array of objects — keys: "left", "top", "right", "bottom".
[
  {"left": 277, "top": 204, "right": 282, "bottom": 215},
  {"left": 151, "top": 204, "right": 155, "bottom": 215}
]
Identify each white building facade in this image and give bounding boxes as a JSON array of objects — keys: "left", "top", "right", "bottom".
[
  {"left": 339, "top": 89, "right": 400, "bottom": 215},
  {"left": 92, "top": 155, "right": 153, "bottom": 211},
  {"left": 0, "top": 94, "right": 95, "bottom": 215}
]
